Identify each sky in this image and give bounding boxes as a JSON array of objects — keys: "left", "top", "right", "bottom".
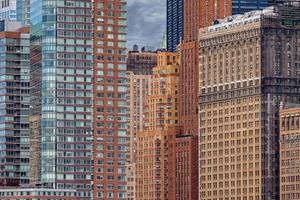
[{"left": 127, "top": 0, "right": 166, "bottom": 50}]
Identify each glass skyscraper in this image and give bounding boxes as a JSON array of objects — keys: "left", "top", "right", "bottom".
[
  {"left": 232, "top": 0, "right": 271, "bottom": 14},
  {"left": 167, "top": 0, "right": 183, "bottom": 52},
  {"left": 0, "top": 0, "right": 17, "bottom": 20},
  {"left": 16, "top": 0, "right": 30, "bottom": 25},
  {"left": 30, "top": 0, "right": 128, "bottom": 199},
  {"left": 30, "top": 0, "right": 93, "bottom": 198}
]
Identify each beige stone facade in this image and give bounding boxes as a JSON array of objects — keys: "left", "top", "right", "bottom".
[
  {"left": 280, "top": 106, "right": 300, "bottom": 200},
  {"left": 199, "top": 5, "right": 300, "bottom": 200}
]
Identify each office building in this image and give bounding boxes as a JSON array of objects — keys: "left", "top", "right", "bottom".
[
  {"left": 92, "top": 0, "right": 128, "bottom": 199},
  {"left": 127, "top": 47, "right": 157, "bottom": 75},
  {"left": 0, "top": 0, "right": 16, "bottom": 20},
  {"left": 30, "top": 0, "right": 94, "bottom": 198},
  {"left": 0, "top": 20, "right": 30, "bottom": 187},
  {"left": 136, "top": 52, "right": 179, "bottom": 200},
  {"left": 280, "top": 105, "right": 300, "bottom": 200},
  {"left": 198, "top": 4, "right": 300, "bottom": 199},
  {"left": 167, "top": 0, "right": 183, "bottom": 52}
]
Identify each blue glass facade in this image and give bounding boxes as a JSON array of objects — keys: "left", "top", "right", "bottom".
[
  {"left": 167, "top": 0, "right": 183, "bottom": 52},
  {"left": 232, "top": 0, "right": 270, "bottom": 14}
]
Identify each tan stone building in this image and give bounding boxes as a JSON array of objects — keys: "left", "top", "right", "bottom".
[
  {"left": 126, "top": 72, "right": 152, "bottom": 200},
  {"left": 199, "top": 4, "right": 300, "bottom": 200},
  {"left": 280, "top": 106, "right": 300, "bottom": 200},
  {"left": 136, "top": 52, "right": 179, "bottom": 200}
]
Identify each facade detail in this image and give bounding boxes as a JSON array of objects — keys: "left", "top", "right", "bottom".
[
  {"left": 199, "top": 5, "right": 300, "bottom": 199},
  {"left": 167, "top": 0, "right": 183, "bottom": 52},
  {"left": 0, "top": 20, "right": 30, "bottom": 187}
]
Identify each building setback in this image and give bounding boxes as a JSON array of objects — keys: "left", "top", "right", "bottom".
[
  {"left": 93, "top": 0, "right": 128, "bottom": 199},
  {"left": 280, "top": 106, "right": 300, "bottom": 200},
  {"left": 30, "top": 0, "right": 94, "bottom": 199},
  {"left": 167, "top": 0, "right": 184, "bottom": 52},
  {"left": 199, "top": 4, "right": 300, "bottom": 199},
  {"left": 0, "top": 20, "right": 30, "bottom": 187}
]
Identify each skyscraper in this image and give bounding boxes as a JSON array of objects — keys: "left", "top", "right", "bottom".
[
  {"left": 92, "top": 0, "right": 128, "bottom": 199},
  {"left": 0, "top": 19, "right": 30, "bottom": 187},
  {"left": 30, "top": 0, "right": 94, "bottom": 198},
  {"left": 198, "top": 4, "right": 300, "bottom": 199},
  {"left": 232, "top": 0, "right": 270, "bottom": 14},
  {"left": 167, "top": 0, "right": 183, "bottom": 52},
  {"left": 16, "top": 0, "right": 30, "bottom": 25}
]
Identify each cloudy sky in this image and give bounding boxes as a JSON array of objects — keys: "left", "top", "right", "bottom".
[{"left": 127, "top": 0, "right": 166, "bottom": 50}]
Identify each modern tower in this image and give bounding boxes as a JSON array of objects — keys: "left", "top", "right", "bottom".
[
  {"left": 0, "top": 19, "right": 30, "bottom": 187},
  {"left": 30, "top": 0, "right": 94, "bottom": 199},
  {"left": 93, "top": 0, "right": 128, "bottom": 199},
  {"left": 199, "top": 4, "right": 300, "bottom": 199},
  {"left": 16, "top": 0, "right": 30, "bottom": 25},
  {"left": 232, "top": 0, "right": 270, "bottom": 14},
  {"left": 167, "top": 0, "right": 183, "bottom": 52}
]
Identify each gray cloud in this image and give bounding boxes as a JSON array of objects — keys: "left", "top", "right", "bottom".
[{"left": 127, "top": 0, "right": 166, "bottom": 50}]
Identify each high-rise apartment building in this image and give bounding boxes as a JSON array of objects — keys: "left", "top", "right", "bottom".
[
  {"left": 199, "top": 4, "right": 300, "bottom": 199},
  {"left": 136, "top": 52, "right": 179, "bottom": 200},
  {"left": 30, "top": 0, "right": 94, "bottom": 199},
  {"left": 280, "top": 105, "right": 300, "bottom": 200},
  {"left": 0, "top": 0, "right": 16, "bottom": 20},
  {"left": 127, "top": 47, "right": 157, "bottom": 75},
  {"left": 167, "top": 0, "right": 183, "bottom": 52},
  {"left": 0, "top": 20, "right": 30, "bottom": 187},
  {"left": 93, "top": 0, "right": 128, "bottom": 199}
]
